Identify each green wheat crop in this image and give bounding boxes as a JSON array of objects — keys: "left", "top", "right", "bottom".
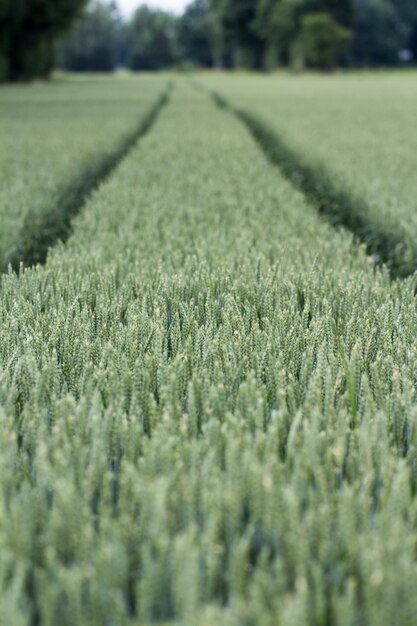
[
  {"left": 0, "top": 78, "right": 416, "bottom": 626},
  {"left": 201, "top": 72, "right": 417, "bottom": 276}
]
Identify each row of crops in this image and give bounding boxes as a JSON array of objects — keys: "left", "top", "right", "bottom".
[
  {"left": 0, "top": 76, "right": 165, "bottom": 271},
  {"left": 0, "top": 75, "right": 416, "bottom": 625},
  {"left": 202, "top": 73, "right": 417, "bottom": 278}
]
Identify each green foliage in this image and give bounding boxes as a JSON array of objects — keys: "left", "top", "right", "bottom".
[
  {"left": 127, "top": 6, "right": 178, "bottom": 71},
  {"left": 410, "top": 21, "right": 417, "bottom": 58},
  {"left": 352, "top": 0, "right": 400, "bottom": 65},
  {"left": 219, "top": 0, "right": 265, "bottom": 67},
  {"left": 0, "top": 0, "right": 88, "bottom": 81},
  {"left": 253, "top": 0, "right": 353, "bottom": 68},
  {"left": 351, "top": 0, "right": 417, "bottom": 66},
  {"left": 0, "top": 52, "right": 7, "bottom": 81},
  {"left": 0, "top": 76, "right": 165, "bottom": 270},
  {"left": 202, "top": 0, "right": 412, "bottom": 69},
  {"left": 56, "top": 0, "right": 121, "bottom": 72},
  {"left": 254, "top": 0, "right": 302, "bottom": 66},
  {"left": 312, "top": 0, "right": 354, "bottom": 27},
  {"left": 179, "top": 0, "right": 215, "bottom": 68},
  {"left": 0, "top": 78, "right": 417, "bottom": 624},
  {"left": 1, "top": 0, "right": 416, "bottom": 78},
  {"left": 202, "top": 72, "right": 417, "bottom": 275},
  {"left": 301, "top": 12, "right": 352, "bottom": 68}
]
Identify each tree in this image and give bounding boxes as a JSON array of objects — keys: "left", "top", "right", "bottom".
[
  {"left": 410, "top": 22, "right": 417, "bottom": 60},
  {"left": 0, "top": 0, "right": 87, "bottom": 81},
  {"left": 351, "top": 0, "right": 412, "bottom": 65},
  {"left": 0, "top": 0, "right": 8, "bottom": 80},
  {"left": 394, "top": 0, "right": 417, "bottom": 25},
  {"left": 220, "top": 0, "right": 265, "bottom": 68},
  {"left": 57, "top": 1, "right": 121, "bottom": 72},
  {"left": 392, "top": 0, "right": 417, "bottom": 61},
  {"left": 301, "top": 12, "right": 352, "bottom": 68},
  {"left": 179, "top": 0, "right": 215, "bottom": 67},
  {"left": 254, "top": 0, "right": 304, "bottom": 67},
  {"left": 254, "top": 0, "right": 353, "bottom": 68},
  {"left": 309, "top": 0, "right": 354, "bottom": 27},
  {"left": 126, "top": 6, "right": 178, "bottom": 71}
]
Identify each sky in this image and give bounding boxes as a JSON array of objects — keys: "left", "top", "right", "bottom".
[{"left": 118, "top": 0, "right": 190, "bottom": 17}]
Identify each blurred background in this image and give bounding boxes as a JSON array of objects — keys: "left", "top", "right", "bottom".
[{"left": 1, "top": 0, "right": 417, "bottom": 81}]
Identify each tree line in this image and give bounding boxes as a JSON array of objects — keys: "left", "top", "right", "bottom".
[
  {"left": 1, "top": 0, "right": 417, "bottom": 81},
  {"left": 56, "top": 0, "right": 417, "bottom": 72}
]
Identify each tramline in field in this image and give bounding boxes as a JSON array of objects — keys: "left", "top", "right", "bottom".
[
  {"left": 0, "top": 76, "right": 165, "bottom": 271},
  {"left": 201, "top": 72, "right": 417, "bottom": 278}
]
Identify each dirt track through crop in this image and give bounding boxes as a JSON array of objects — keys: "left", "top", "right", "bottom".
[
  {"left": 4, "top": 83, "right": 173, "bottom": 275},
  {"left": 210, "top": 89, "right": 415, "bottom": 281}
]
